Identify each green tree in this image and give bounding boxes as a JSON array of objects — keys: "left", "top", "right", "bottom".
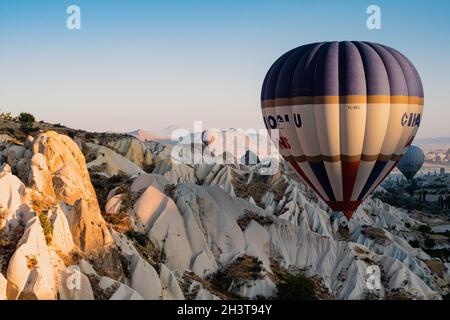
[
  {"left": 277, "top": 274, "right": 317, "bottom": 300},
  {"left": 18, "top": 112, "right": 35, "bottom": 124},
  {"left": 408, "top": 240, "right": 420, "bottom": 248},
  {"left": 418, "top": 224, "right": 432, "bottom": 234}
]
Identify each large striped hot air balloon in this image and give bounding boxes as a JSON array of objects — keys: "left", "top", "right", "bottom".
[
  {"left": 396, "top": 145, "right": 425, "bottom": 180},
  {"left": 261, "top": 41, "right": 424, "bottom": 219}
]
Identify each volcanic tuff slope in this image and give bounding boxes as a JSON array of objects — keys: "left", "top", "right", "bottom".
[{"left": 0, "top": 124, "right": 448, "bottom": 300}]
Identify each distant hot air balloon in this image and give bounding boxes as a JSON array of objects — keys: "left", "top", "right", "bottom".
[
  {"left": 261, "top": 41, "right": 424, "bottom": 219},
  {"left": 202, "top": 129, "right": 219, "bottom": 147},
  {"left": 396, "top": 145, "right": 425, "bottom": 180}
]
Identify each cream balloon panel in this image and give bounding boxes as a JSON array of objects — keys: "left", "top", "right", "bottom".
[
  {"left": 273, "top": 105, "right": 305, "bottom": 157},
  {"left": 315, "top": 104, "right": 341, "bottom": 156},
  {"left": 285, "top": 104, "right": 336, "bottom": 202},
  {"left": 313, "top": 102, "right": 366, "bottom": 202},
  {"left": 362, "top": 103, "right": 423, "bottom": 198},
  {"left": 350, "top": 103, "right": 420, "bottom": 200},
  {"left": 263, "top": 102, "right": 423, "bottom": 203},
  {"left": 380, "top": 104, "right": 422, "bottom": 156},
  {"left": 394, "top": 104, "right": 423, "bottom": 155},
  {"left": 291, "top": 105, "right": 320, "bottom": 156},
  {"left": 318, "top": 105, "right": 342, "bottom": 200},
  {"left": 262, "top": 105, "right": 330, "bottom": 201},
  {"left": 263, "top": 107, "right": 296, "bottom": 158},
  {"left": 260, "top": 107, "right": 277, "bottom": 141},
  {"left": 361, "top": 103, "right": 390, "bottom": 155},
  {"left": 266, "top": 103, "right": 372, "bottom": 159},
  {"left": 262, "top": 105, "right": 329, "bottom": 201},
  {"left": 338, "top": 103, "right": 367, "bottom": 156},
  {"left": 289, "top": 103, "right": 364, "bottom": 203}
]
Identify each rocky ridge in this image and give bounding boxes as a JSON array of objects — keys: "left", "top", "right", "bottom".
[{"left": 0, "top": 125, "right": 449, "bottom": 300}]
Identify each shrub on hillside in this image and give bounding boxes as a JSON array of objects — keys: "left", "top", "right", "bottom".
[
  {"left": 361, "top": 226, "right": 388, "bottom": 243},
  {"left": 20, "top": 122, "right": 38, "bottom": 134},
  {"left": 0, "top": 110, "right": 13, "bottom": 120},
  {"left": 418, "top": 224, "right": 432, "bottom": 234},
  {"left": 424, "top": 236, "right": 436, "bottom": 248},
  {"left": 237, "top": 210, "right": 273, "bottom": 231},
  {"left": 18, "top": 112, "right": 35, "bottom": 124},
  {"left": 408, "top": 240, "right": 420, "bottom": 248},
  {"left": 276, "top": 274, "right": 317, "bottom": 300},
  {"left": 209, "top": 255, "right": 264, "bottom": 294},
  {"left": 232, "top": 172, "right": 270, "bottom": 207},
  {"left": 164, "top": 184, "right": 177, "bottom": 200},
  {"left": 125, "top": 231, "right": 148, "bottom": 247},
  {"left": 272, "top": 179, "right": 288, "bottom": 202},
  {"left": 38, "top": 214, "right": 53, "bottom": 244}
]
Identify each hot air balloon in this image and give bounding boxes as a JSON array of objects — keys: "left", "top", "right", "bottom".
[
  {"left": 261, "top": 41, "right": 424, "bottom": 219},
  {"left": 202, "top": 129, "right": 219, "bottom": 147},
  {"left": 396, "top": 145, "right": 425, "bottom": 180}
]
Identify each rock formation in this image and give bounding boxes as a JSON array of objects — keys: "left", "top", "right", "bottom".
[{"left": 0, "top": 127, "right": 448, "bottom": 300}]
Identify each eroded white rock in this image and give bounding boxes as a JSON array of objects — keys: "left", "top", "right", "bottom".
[
  {"left": 59, "top": 267, "right": 95, "bottom": 300},
  {"left": 6, "top": 216, "right": 56, "bottom": 300},
  {"left": 129, "top": 255, "right": 161, "bottom": 300}
]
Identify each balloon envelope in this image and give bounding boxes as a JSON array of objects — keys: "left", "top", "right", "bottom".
[
  {"left": 261, "top": 41, "right": 424, "bottom": 219},
  {"left": 396, "top": 145, "right": 425, "bottom": 180},
  {"left": 202, "top": 129, "right": 219, "bottom": 147}
]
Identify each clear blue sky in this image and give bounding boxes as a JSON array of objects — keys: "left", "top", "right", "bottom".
[{"left": 0, "top": 0, "right": 449, "bottom": 137}]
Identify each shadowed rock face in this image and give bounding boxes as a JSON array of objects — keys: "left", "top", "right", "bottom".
[
  {"left": 69, "top": 199, "right": 110, "bottom": 252},
  {"left": 106, "top": 136, "right": 154, "bottom": 169}
]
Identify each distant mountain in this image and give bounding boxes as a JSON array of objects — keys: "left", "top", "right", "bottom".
[
  {"left": 147, "top": 125, "right": 182, "bottom": 138},
  {"left": 128, "top": 129, "right": 169, "bottom": 141},
  {"left": 415, "top": 137, "right": 450, "bottom": 145}
]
